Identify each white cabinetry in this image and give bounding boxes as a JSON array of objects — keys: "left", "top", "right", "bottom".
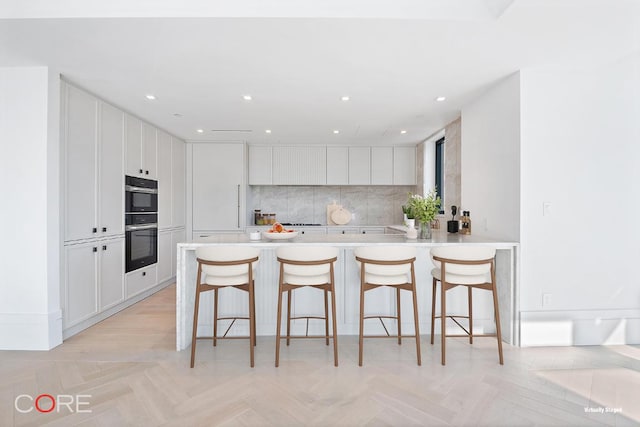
[
  {"left": 371, "top": 147, "right": 393, "bottom": 185},
  {"left": 64, "top": 238, "right": 124, "bottom": 327},
  {"left": 326, "top": 146, "right": 349, "bottom": 185},
  {"left": 393, "top": 146, "right": 416, "bottom": 185},
  {"left": 272, "top": 146, "right": 326, "bottom": 185},
  {"left": 125, "top": 115, "right": 157, "bottom": 179},
  {"left": 349, "top": 147, "right": 371, "bottom": 185},
  {"left": 248, "top": 145, "right": 272, "bottom": 185},
  {"left": 64, "top": 84, "right": 124, "bottom": 242},
  {"left": 157, "top": 130, "right": 172, "bottom": 229},
  {"left": 125, "top": 264, "right": 158, "bottom": 298},
  {"left": 192, "top": 143, "right": 244, "bottom": 231},
  {"left": 172, "top": 137, "right": 186, "bottom": 227},
  {"left": 158, "top": 230, "right": 172, "bottom": 284}
]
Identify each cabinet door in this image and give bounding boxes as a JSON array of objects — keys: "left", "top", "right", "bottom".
[
  {"left": 99, "top": 238, "right": 124, "bottom": 311},
  {"left": 142, "top": 122, "right": 157, "bottom": 179},
  {"left": 192, "top": 144, "right": 244, "bottom": 230},
  {"left": 64, "top": 85, "right": 98, "bottom": 242},
  {"left": 348, "top": 147, "right": 370, "bottom": 185},
  {"left": 125, "top": 265, "right": 158, "bottom": 298},
  {"left": 171, "top": 228, "right": 186, "bottom": 277},
  {"left": 248, "top": 145, "right": 272, "bottom": 185},
  {"left": 371, "top": 147, "right": 393, "bottom": 185},
  {"left": 158, "top": 230, "right": 172, "bottom": 284},
  {"left": 393, "top": 146, "right": 416, "bottom": 185},
  {"left": 98, "top": 102, "right": 124, "bottom": 237},
  {"left": 157, "top": 130, "right": 172, "bottom": 229},
  {"left": 272, "top": 146, "right": 326, "bottom": 185},
  {"left": 326, "top": 147, "right": 349, "bottom": 185},
  {"left": 172, "top": 137, "right": 186, "bottom": 227},
  {"left": 125, "top": 114, "right": 142, "bottom": 176},
  {"left": 65, "top": 243, "right": 98, "bottom": 326}
]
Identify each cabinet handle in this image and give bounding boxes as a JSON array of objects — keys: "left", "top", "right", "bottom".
[
  {"left": 102, "top": 245, "right": 107, "bottom": 251},
  {"left": 342, "top": 230, "right": 345, "bottom": 234},
  {"left": 145, "top": 170, "right": 149, "bottom": 175},
  {"left": 142, "top": 271, "right": 146, "bottom": 276},
  {"left": 362, "top": 230, "right": 366, "bottom": 234},
  {"left": 92, "top": 227, "right": 97, "bottom": 233},
  {"left": 92, "top": 247, "right": 97, "bottom": 253},
  {"left": 102, "top": 227, "right": 107, "bottom": 232},
  {"left": 139, "top": 168, "right": 143, "bottom": 173},
  {"left": 301, "top": 230, "right": 305, "bottom": 235}
]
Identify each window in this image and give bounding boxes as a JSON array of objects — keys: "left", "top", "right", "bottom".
[{"left": 435, "top": 137, "right": 444, "bottom": 212}]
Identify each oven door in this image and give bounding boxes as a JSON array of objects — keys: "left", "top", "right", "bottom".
[{"left": 125, "top": 223, "right": 158, "bottom": 273}]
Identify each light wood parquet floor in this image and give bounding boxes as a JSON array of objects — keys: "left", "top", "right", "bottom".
[{"left": 1, "top": 284, "right": 639, "bottom": 426}]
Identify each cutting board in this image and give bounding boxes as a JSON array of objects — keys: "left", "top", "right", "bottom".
[
  {"left": 327, "top": 202, "right": 341, "bottom": 225},
  {"left": 331, "top": 207, "right": 351, "bottom": 225}
]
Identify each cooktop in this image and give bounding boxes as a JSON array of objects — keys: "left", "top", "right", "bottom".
[{"left": 280, "top": 223, "right": 322, "bottom": 226}]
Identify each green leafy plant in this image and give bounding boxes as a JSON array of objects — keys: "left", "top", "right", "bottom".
[
  {"left": 406, "top": 189, "right": 441, "bottom": 223},
  {"left": 402, "top": 204, "right": 415, "bottom": 219}
]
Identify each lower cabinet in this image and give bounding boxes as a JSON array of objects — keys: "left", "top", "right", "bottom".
[
  {"left": 158, "top": 230, "right": 172, "bottom": 284},
  {"left": 64, "top": 237, "right": 124, "bottom": 328},
  {"left": 125, "top": 264, "right": 158, "bottom": 299}
]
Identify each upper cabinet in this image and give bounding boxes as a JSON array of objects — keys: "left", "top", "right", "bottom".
[
  {"left": 125, "top": 115, "right": 157, "bottom": 179},
  {"left": 393, "top": 146, "right": 416, "bottom": 185},
  {"left": 171, "top": 137, "right": 186, "bottom": 227},
  {"left": 64, "top": 84, "right": 124, "bottom": 242},
  {"left": 272, "top": 146, "right": 326, "bottom": 185},
  {"left": 157, "top": 129, "right": 172, "bottom": 229},
  {"left": 248, "top": 145, "right": 272, "bottom": 185},
  {"left": 348, "top": 147, "right": 370, "bottom": 185},
  {"left": 326, "top": 146, "right": 349, "bottom": 185},
  {"left": 371, "top": 147, "right": 393, "bottom": 185}
]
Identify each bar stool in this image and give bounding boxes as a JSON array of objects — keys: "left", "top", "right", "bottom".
[
  {"left": 190, "top": 246, "right": 260, "bottom": 368},
  {"left": 275, "top": 246, "right": 339, "bottom": 367},
  {"left": 354, "top": 246, "right": 421, "bottom": 366},
  {"left": 429, "top": 246, "right": 504, "bottom": 365}
]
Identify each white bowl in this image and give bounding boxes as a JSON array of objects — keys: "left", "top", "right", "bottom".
[{"left": 262, "top": 231, "right": 299, "bottom": 240}]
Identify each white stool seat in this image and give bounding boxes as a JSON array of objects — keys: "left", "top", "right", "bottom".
[
  {"left": 277, "top": 246, "right": 338, "bottom": 286},
  {"left": 430, "top": 268, "right": 489, "bottom": 285}
]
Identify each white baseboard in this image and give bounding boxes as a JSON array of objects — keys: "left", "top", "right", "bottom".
[
  {"left": 520, "top": 308, "right": 640, "bottom": 346},
  {"left": 0, "top": 309, "right": 63, "bottom": 350}
]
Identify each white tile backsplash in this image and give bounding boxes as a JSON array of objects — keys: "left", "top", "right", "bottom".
[{"left": 249, "top": 185, "right": 415, "bottom": 225}]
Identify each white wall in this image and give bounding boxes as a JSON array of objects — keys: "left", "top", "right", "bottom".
[
  {"left": 0, "top": 67, "right": 62, "bottom": 350},
  {"left": 461, "top": 72, "right": 521, "bottom": 241},
  {"left": 518, "top": 55, "right": 640, "bottom": 345}
]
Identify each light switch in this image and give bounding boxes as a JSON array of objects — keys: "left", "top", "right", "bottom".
[{"left": 542, "top": 202, "right": 552, "bottom": 216}]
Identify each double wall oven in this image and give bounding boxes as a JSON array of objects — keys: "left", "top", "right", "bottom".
[{"left": 125, "top": 176, "right": 158, "bottom": 273}]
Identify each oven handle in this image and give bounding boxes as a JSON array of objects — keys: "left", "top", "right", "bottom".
[
  {"left": 125, "top": 223, "right": 158, "bottom": 231},
  {"left": 125, "top": 185, "right": 158, "bottom": 194}
]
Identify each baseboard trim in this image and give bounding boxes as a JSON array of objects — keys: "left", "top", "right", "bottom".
[{"left": 520, "top": 308, "right": 640, "bottom": 346}]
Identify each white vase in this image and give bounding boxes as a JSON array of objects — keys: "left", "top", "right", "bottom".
[{"left": 406, "top": 219, "right": 415, "bottom": 229}]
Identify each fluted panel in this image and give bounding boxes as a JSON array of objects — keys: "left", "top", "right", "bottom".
[{"left": 273, "top": 146, "right": 326, "bottom": 185}]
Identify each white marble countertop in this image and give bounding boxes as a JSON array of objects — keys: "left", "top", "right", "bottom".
[{"left": 181, "top": 230, "right": 518, "bottom": 248}]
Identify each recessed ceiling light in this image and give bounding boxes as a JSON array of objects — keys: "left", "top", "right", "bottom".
[
  {"left": 341, "top": 96, "right": 350, "bottom": 101},
  {"left": 243, "top": 95, "right": 252, "bottom": 101},
  {"left": 400, "top": 130, "right": 407, "bottom": 134},
  {"left": 265, "top": 129, "right": 272, "bottom": 134},
  {"left": 436, "top": 96, "right": 446, "bottom": 102},
  {"left": 333, "top": 130, "right": 340, "bottom": 134},
  {"left": 196, "top": 129, "right": 204, "bottom": 133},
  {"left": 145, "top": 94, "right": 156, "bottom": 100}
]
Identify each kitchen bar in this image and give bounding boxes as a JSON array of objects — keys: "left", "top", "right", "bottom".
[{"left": 176, "top": 232, "right": 519, "bottom": 351}]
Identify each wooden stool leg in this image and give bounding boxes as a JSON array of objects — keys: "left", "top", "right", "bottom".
[
  {"left": 430, "top": 278, "right": 437, "bottom": 345},
  {"left": 324, "top": 289, "right": 330, "bottom": 346},
  {"left": 411, "top": 282, "right": 421, "bottom": 366},
  {"left": 252, "top": 284, "right": 257, "bottom": 346},
  {"left": 286, "top": 289, "right": 292, "bottom": 346},
  {"left": 275, "top": 279, "right": 284, "bottom": 367},
  {"left": 468, "top": 286, "right": 473, "bottom": 345},
  {"left": 330, "top": 282, "right": 339, "bottom": 367},
  {"left": 491, "top": 267, "right": 504, "bottom": 365},
  {"left": 190, "top": 273, "right": 202, "bottom": 368},
  {"left": 441, "top": 279, "right": 447, "bottom": 366},
  {"left": 248, "top": 280, "right": 255, "bottom": 368},
  {"left": 213, "top": 288, "right": 218, "bottom": 347},
  {"left": 396, "top": 287, "right": 402, "bottom": 345},
  {"left": 358, "top": 278, "right": 365, "bottom": 367}
]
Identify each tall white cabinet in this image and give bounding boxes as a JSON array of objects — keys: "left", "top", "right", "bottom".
[
  {"left": 191, "top": 143, "right": 244, "bottom": 232},
  {"left": 61, "top": 81, "right": 185, "bottom": 339}
]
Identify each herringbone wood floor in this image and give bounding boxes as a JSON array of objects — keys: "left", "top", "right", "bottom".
[{"left": 1, "top": 285, "right": 639, "bottom": 426}]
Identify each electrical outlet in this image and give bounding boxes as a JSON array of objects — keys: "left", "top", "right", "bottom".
[
  {"left": 542, "top": 202, "right": 552, "bottom": 216},
  {"left": 542, "top": 293, "right": 552, "bottom": 308}
]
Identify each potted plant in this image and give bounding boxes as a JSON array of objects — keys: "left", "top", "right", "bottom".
[
  {"left": 406, "top": 189, "right": 441, "bottom": 239},
  {"left": 402, "top": 204, "right": 415, "bottom": 229}
]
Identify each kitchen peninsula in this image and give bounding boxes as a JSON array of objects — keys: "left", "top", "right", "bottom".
[{"left": 176, "top": 232, "right": 519, "bottom": 351}]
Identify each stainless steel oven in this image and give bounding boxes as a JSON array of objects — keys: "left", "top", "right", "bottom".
[
  {"left": 125, "top": 213, "right": 158, "bottom": 273},
  {"left": 125, "top": 175, "right": 158, "bottom": 213}
]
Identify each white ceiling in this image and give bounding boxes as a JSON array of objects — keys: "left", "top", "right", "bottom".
[{"left": 1, "top": 0, "right": 639, "bottom": 145}]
